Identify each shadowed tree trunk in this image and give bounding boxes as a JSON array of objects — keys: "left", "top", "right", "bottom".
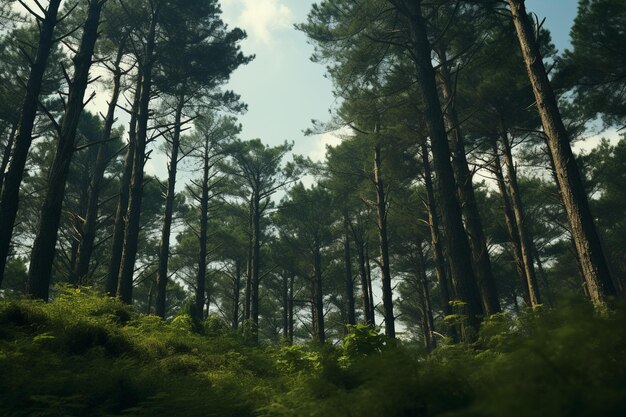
[
  {"left": 232, "top": 261, "right": 241, "bottom": 329},
  {"left": 343, "top": 211, "right": 356, "bottom": 325},
  {"left": 507, "top": 0, "right": 617, "bottom": 304},
  {"left": 0, "top": 124, "right": 17, "bottom": 194},
  {"left": 418, "top": 244, "right": 436, "bottom": 351},
  {"left": 250, "top": 192, "right": 261, "bottom": 341},
  {"left": 117, "top": 5, "right": 160, "bottom": 303},
  {"left": 73, "top": 39, "right": 126, "bottom": 284},
  {"left": 0, "top": 0, "right": 62, "bottom": 287},
  {"left": 106, "top": 73, "right": 141, "bottom": 296},
  {"left": 282, "top": 272, "right": 289, "bottom": 339},
  {"left": 373, "top": 143, "right": 395, "bottom": 337},
  {"left": 501, "top": 133, "right": 541, "bottom": 306},
  {"left": 288, "top": 274, "right": 294, "bottom": 344},
  {"left": 312, "top": 241, "right": 325, "bottom": 343},
  {"left": 28, "top": 0, "right": 106, "bottom": 300},
  {"left": 244, "top": 196, "right": 253, "bottom": 322},
  {"left": 365, "top": 243, "right": 376, "bottom": 323},
  {"left": 355, "top": 236, "right": 373, "bottom": 324},
  {"left": 492, "top": 144, "right": 531, "bottom": 305},
  {"left": 438, "top": 60, "right": 501, "bottom": 316},
  {"left": 155, "top": 96, "right": 185, "bottom": 317},
  {"left": 420, "top": 141, "right": 457, "bottom": 341},
  {"left": 399, "top": 0, "right": 483, "bottom": 340}
]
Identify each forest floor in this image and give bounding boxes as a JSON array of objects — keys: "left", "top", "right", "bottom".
[{"left": 0, "top": 288, "right": 625, "bottom": 417}]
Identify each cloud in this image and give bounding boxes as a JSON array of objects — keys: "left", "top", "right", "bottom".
[
  {"left": 308, "top": 127, "right": 351, "bottom": 162},
  {"left": 222, "top": 0, "right": 294, "bottom": 45}
]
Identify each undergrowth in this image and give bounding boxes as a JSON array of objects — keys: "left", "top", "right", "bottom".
[{"left": 0, "top": 289, "right": 624, "bottom": 417}]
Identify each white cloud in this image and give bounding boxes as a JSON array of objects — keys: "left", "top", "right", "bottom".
[
  {"left": 308, "top": 127, "right": 351, "bottom": 162},
  {"left": 221, "top": 0, "right": 293, "bottom": 45}
]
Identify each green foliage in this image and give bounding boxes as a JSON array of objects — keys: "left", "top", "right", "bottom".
[{"left": 1, "top": 291, "right": 625, "bottom": 417}]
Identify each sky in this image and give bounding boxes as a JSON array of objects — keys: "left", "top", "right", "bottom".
[{"left": 217, "top": 0, "right": 582, "bottom": 163}]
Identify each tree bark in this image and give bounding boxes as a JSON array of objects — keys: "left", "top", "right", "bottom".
[
  {"left": 492, "top": 145, "right": 531, "bottom": 305},
  {"left": 501, "top": 133, "right": 541, "bottom": 306},
  {"left": 232, "top": 261, "right": 241, "bottom": 329},
  {"left": 312, "top": 243, "right": 325, "bottom": 343},
  {"left": 117, "top": 6, "right": 160, "bottom": 303},
  {"left": 343, "top": 211, "right": 356, "bottom": 325},
  {"left": 250, "top": 193, "right": 261, "bottom": 342},
  {"left": 196, "top": 116, "right": 211, "bottom": 321},
  {"left": 403, "top": 1, "right": 483, "bottom": 340},
  {"left": 0, "top": 0, "right": 62, "bottom": 287},
  {"left": 0, "top": 123, "right": 17, "bottom": 194},
  {"left": 438, "top": 60, "right": 501, "bottom": 316},
  {"left": 365, "top": 243, "right": 376, "bottom": 323},
  {"left": 282, "top": 272, "right": 289, "bottom": 339},
  {"left": 288, "top": 274, "right": 294, "bottom": 344},
  {"left": 155, "top": 96, "right": 184, "bottom": 317},
  {"left": 374, "top": 143, "right": 395, "bottom": 338},
  {"left": 28, "top": 0, "right": 105, "bottom": 300},
  {"left": 418, "top": 245, "right": 436, "bottom": 351},
  {"left": 355, "top": 237, "right": 373, "bottom": 324},
  {"left": 73, "top": 39, "right": 126, "bottom": 284},
  {"left": 507, "top": 0, "right": 617, "bottom": 304},
  {"left": 106, "top": 73, "right": 141, "bottom": 296},
  {"left": 420, "top": 141, "right": 456, "bottom": 339}
]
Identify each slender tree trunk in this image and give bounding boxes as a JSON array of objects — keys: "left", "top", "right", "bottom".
[
  {"left": 106, "top": 74, "right": 142, "bottom": 296},
  {"left": 492, "top": 145, "right": 531, "bottom": 305},
  {"left": 282, "top": 272, "right": 289, "bottom": 339},
  {"left": 312, "top": 243, "right": 325, "bottom": 343},
  {"left": 232, "top": 261, "right": 241, "bottom": 329},
  {"left": 117, "top": 6, "right": 160, "bottom": 304},
  {"left": 244, "top": 196, "right": 253, "bottom": 321},
  {"left": 250, "top": 194, "right": 261, "bottom": 342},
  {"left": 196, "top": 122, "right": 211, "bottom": 321},
  {"left": 343, "top": 211, "right": 356, "bottom": 325},
  {"left": 420, "top": 141, "right": 456, "bottom": 340},
  {"left": 507, "top": 0, "right": 617, "bottom": 304},
  {"left": 532, "top": 240, "right": 554, "bottom": 308},
  {"left": 365, "top": 243, "right": 376, "bottom": 323},
  {"left": 0, "top": 0, "right": 62, "bottom": 287},
  {"left": 501, "top": 133, "right": 541, "bottom": 306},
  {"left": 438, "top": 60, "right": 501, "bottom": 316},
  {"left": 373, "top": 144, "right": 395, "bottom": 337},
  {"left": 28, "top": 0, "right": 105, "bottom": 300},
  {"left": 355, "top": 237, "right": 373, "bottom": 324},
  {"left": 155, "top": 97, "right": 184, "bottom": 317},
  {"left": 0, "top": 123, "right": 17, "bottom": 194},
  {"left": 404, "top": 1, "right": 483, "bottom": 340},
  {"left": 73, "top": 40, "right": 126, "bottom": 283},
  {"left": 418, "top": 245, "right": 436, "bottom": 351},
  {"left": 288, "top": 274, "right": 294, "bottom": 344}
]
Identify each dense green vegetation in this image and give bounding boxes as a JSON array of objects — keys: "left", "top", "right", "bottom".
[
  {"left": 1, "top": 0, "right": 626, "bottom": 415},
  {"left": 1, "top": 289, "right": 625, "bottom": 417}
]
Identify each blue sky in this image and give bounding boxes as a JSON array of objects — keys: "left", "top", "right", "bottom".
[{"left": 219, "top": 0, "right": 580, "bottom": 161}]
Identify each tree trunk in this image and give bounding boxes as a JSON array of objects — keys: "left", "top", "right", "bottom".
[
  {"left": 355, "top": 237, "right": 373, "bottom": 324},
  {"left": 0, "top": 123, "right": 17, "bottom": 194},
  {"left": 365, "top": 243, "right": 376, "bottom": 323},
  {"left": 106, "top": 73, "right": 142, "bottom": 296},
  {"left": 492, "top": 145, "right": 531, "bottom": 305},
  {"left": 196, "top": 120, "right": 211, "bottom": 321},
  {"left": 28, "top": 0, "right": 105, "bottom": 300},
  {"left": 405, "top": 1, "right": 483, "bottom": 340},
  {"left": 73, "top": 39, "right": 126, "bottom": 284},
  {"left": 438, "top": 60, "right": 501, "bottom": 316},
  {"left": 312, "top": 243, "right": 325, "bottom": 343},
  {"left": 155, "top": 96, "right": 184, "bottom": 317},
  {"left": 117, "top": 6, "right": 160, "bottom": 304},
  {"left": 282, "top": 272, "right": 289, "bottom": 339},
  {"left": 418, "top": 245, "right": 436, "bottom": 351},
  {"left": 250, "top": 193, "right": 261, "bottom": 342},
  {"left": 507, "top": 0, "right": 617, "bottom": 304},
  {"left": 420, "top": 141, "right": 456, "bottom": 340},
  {"left": 343, "top": 211, "right": 356, "bottom": 325},
  {"left": 0, "top": 0, "right": 62, "bottom": 287},
  {"left": 232, "top": 261, "right": 241, "bottom": 329},
  {"left": 501, "top": 132, "right": 541, "bottom": 306},
  {"left": 244, "top": 196, "right": 253, "bottom": 321},
  {"left": 374, "top": 144, "right": 395, "bottom": 338},
  {"left": 288, "top": 274, "right": 294, "bottom": 344}
]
